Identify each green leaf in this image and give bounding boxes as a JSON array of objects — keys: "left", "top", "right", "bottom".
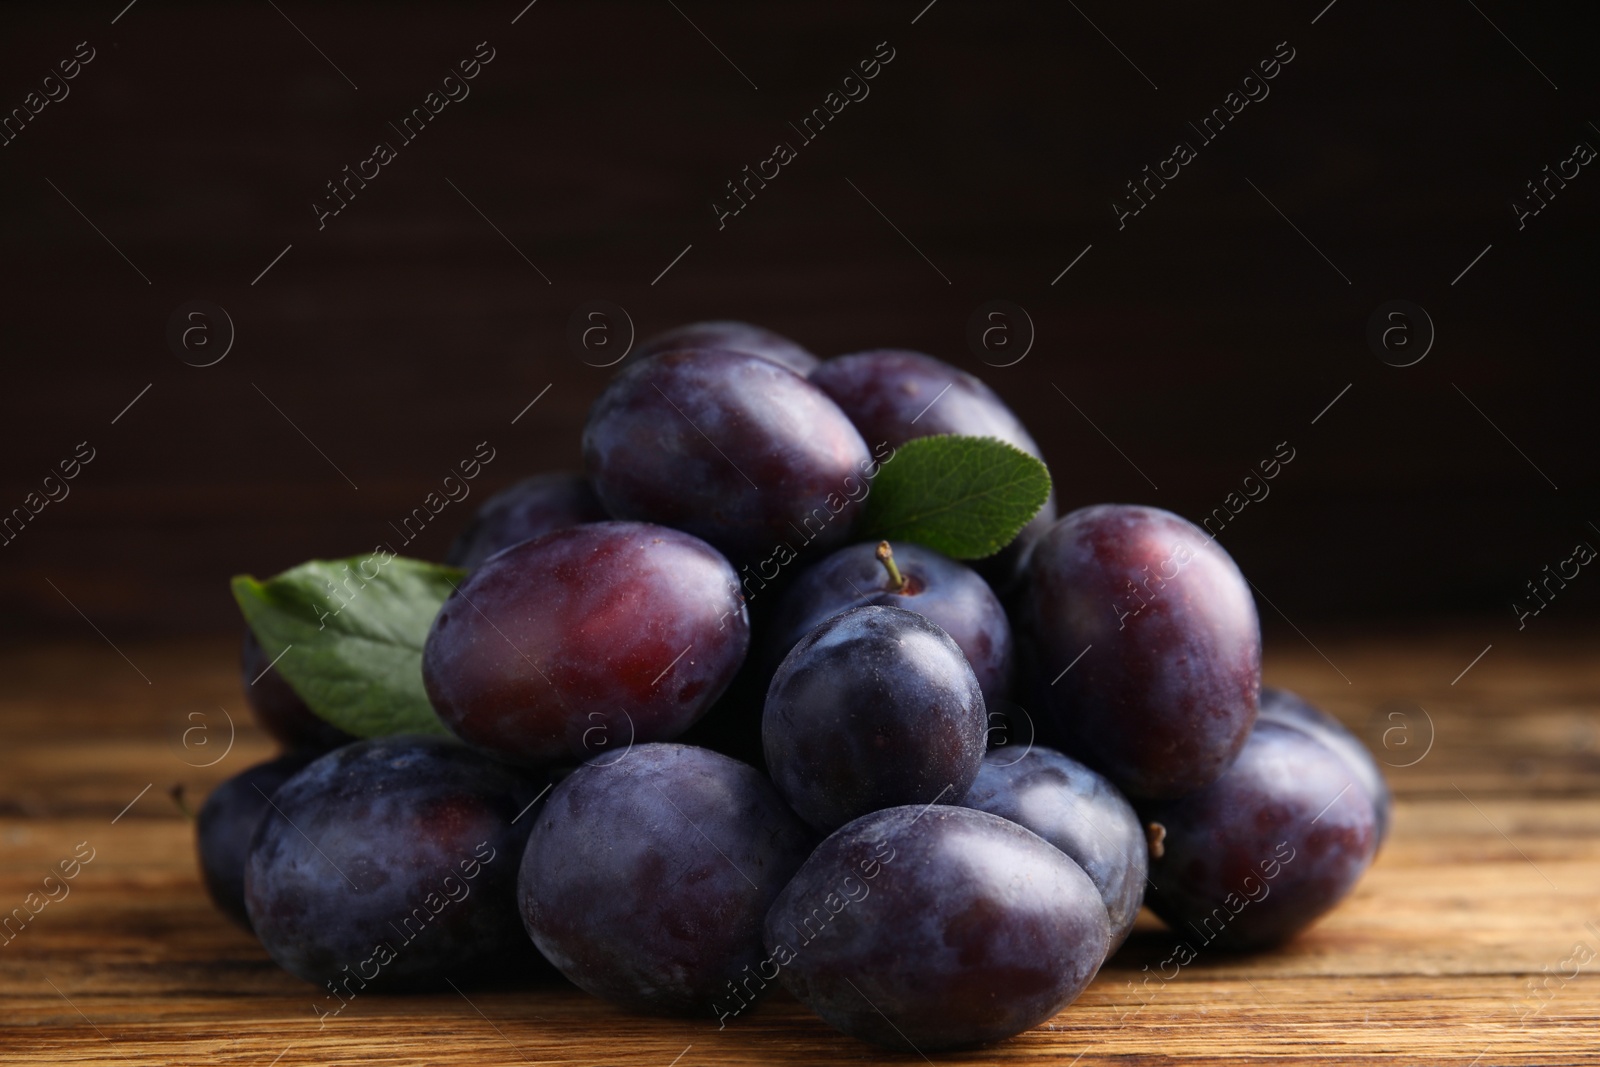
[
  {"left": 863, "top": 435, "right": 1052, "bottom": 559},
  {"left": 231, "top": 554, "right": 463, "bottom": 738}
]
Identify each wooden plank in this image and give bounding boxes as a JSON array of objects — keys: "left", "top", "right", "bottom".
[{"left": 2, "top": 636, "right": 1597, "bottom": 1064}]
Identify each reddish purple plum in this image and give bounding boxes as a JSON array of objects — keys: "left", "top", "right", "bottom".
[
  {"left": 1140, "top": 720, "right": 1379, "bottom": 949},
  {"left": 423, "top": 522, "right": 749, "bottom": 765},
  {"left": 1259, "top": 687, "right": 1392, "bottom": 848},
  {"left": 1023, "top": 504, "right": 1260, "bottom": 799}
]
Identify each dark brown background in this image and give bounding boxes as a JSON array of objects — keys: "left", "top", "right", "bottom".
[{"left": 1, "top": 0, "right": 1595, "bottom": 641}]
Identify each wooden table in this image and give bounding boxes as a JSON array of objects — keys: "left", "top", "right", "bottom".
[{"left": 2, "top": 631, "right": 1596, "bottom": 1065}]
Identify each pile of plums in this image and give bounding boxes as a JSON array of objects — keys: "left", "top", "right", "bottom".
[{"left": 201, "top": 321, "right": 1389, "bottom": 1051}]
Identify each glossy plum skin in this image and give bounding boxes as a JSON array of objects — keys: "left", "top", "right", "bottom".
[
  {"left": 244, "top": 735, "right": 548, "bottom": 990},
  {"left": 1140, "top": 720, "right": 1379, "bottom": 950},
  {"left": 519, "top": 744, "right": 813, "bottom": 1015},
  {"left": 423, "top": 522, "right": 749, "bottom": 765},
  {"left": 766, "top": 540, "right": 1013, "bottom": 704},
  {"left": 445, "top": 472, "right": 609, "bottom": 571},
  {"left": 1023, "top": 504, "right": 1261, "bottom": 799},
  {"left": 763, "top": 605, "right": 987, "bottom": 832},
  {"left": 241, "top": 628, "right": 354, "bottom": 752},
  {"left": 634, "top": 320, "right": 818, "bottom": 376},
  {"left": 1259, "top": 687, "right": 1392, "bottom": 848},
  {"left": 808, "top": 349, "right": 1057, "bottom": 586},
  {"left": 963, "top": 747, "right": 1147, "bottom": 952},
  {"left": 764, "top": 805, "right": 1110, "bottom": 1050},
  {"left": 196, "top": 752, "right": 319, "bottom": 929},
  {"left": 583, "top": 349, "right": 876, "bottom": 566}
]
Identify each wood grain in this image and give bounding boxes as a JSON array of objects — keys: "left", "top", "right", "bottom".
[{"left": 2, "top": 631, "right": 1597, "bottom": 1064}]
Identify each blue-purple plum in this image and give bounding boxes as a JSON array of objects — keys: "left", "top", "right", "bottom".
[
  {"left": 244, "top": 735, "right": 549, "bottom": 991},
  {"left": 764, "top": 805, "right": 1109, "bottom": 1050},
  {"left": 766, "top": 540, "right": 1013, "bottom": 703},
  {"left": 583, "top": 349, "right": 879, "bottom": 567},
  {"left": 518, "top": 744, "right": 813, "bottom": 1015},
  {"left": 196, "top": 752, "right": 318, "bottom": 929},
  {"left": 963, "top": 747, "right": 1147, "bottom": 951},
  {"left": 810, "top": 349, "right": 1044, "bottom": 461},
  {"left": 635, "top": 320, "right": 818, "bottom": 375},
  {"left": 763, "top": 605, "right": 986, "bottom": 832}
]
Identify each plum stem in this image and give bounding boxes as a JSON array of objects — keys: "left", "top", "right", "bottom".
[
  {"left": 168, "top": 783, "right": 195, "bottom": 822},
  {"left": 1146, "top": 821, "right": 1166, "bottom": 861},
  {"left": 875, "top": 541, "right": 907, "bottom": 592}
]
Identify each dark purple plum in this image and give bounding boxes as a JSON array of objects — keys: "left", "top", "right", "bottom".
[
  {"left": 764, "top": 805, "right": 1109, "bottom": 1050},
  {"left": 244, "top": 735, "right": 549, "bottom": 991},
  {"left": 241, "top": 628, "right": 354, "bottom": 752},
  {"left": 810, "top": 349, "right": 1044, "bottom": 458},
  {"left": 1023, "top": 504, "right": 1260, "bottom": 799},
  {"left": 634, "top": 320, "right": 818, "bottom": 375},
  {"left": 583, "top": 349, "right": 878, "bottom": 566},
  {"left": 1141, "top": 720, "right": 1379, "bottom": 950},
  {"left": 766, "top": 540, "right": 1013, "bottom": 703},
  {"left": 986, "top": 514, "right": 1052, "bottom": 597},
  {"left": 423, "top": 522, "right": 749, "bottom": 765},
  {"left": 445, "top": 472, "right": 609, "bottom": 571},
  {"left": 196, "top": 751, "right": 318, "bottom": 929},
  {"left": 518, "top": 743, "right": 813, "bottom": 1015},
  {"left": 763, "top": 605, "right": 986, "bottom": 832},
  {"left": 808, "top": 348, "right": 1056, "bottom": 586},
  {"left": 962, "top": 747, "right": 1147, "bottom": 951},
  {"left": 1259, "top": 687, "right": 1392, "bottom": 848}
]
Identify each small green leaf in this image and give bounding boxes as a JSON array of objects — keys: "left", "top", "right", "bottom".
[
  {"left": 231, "top": 554, "right": 463, "bottom": 738},
  {"left": 864, "top": 435, "right": 1052, "bottom": 559}
]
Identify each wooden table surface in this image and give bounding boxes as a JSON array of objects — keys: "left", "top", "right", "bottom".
[{"left": 2, "top": 630, "right": 1596, "bottom": 1065}]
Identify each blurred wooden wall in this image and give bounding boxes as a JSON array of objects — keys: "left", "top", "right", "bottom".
[{"left": 0, "top": 1, "right": 1594, "bottom": 637}]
